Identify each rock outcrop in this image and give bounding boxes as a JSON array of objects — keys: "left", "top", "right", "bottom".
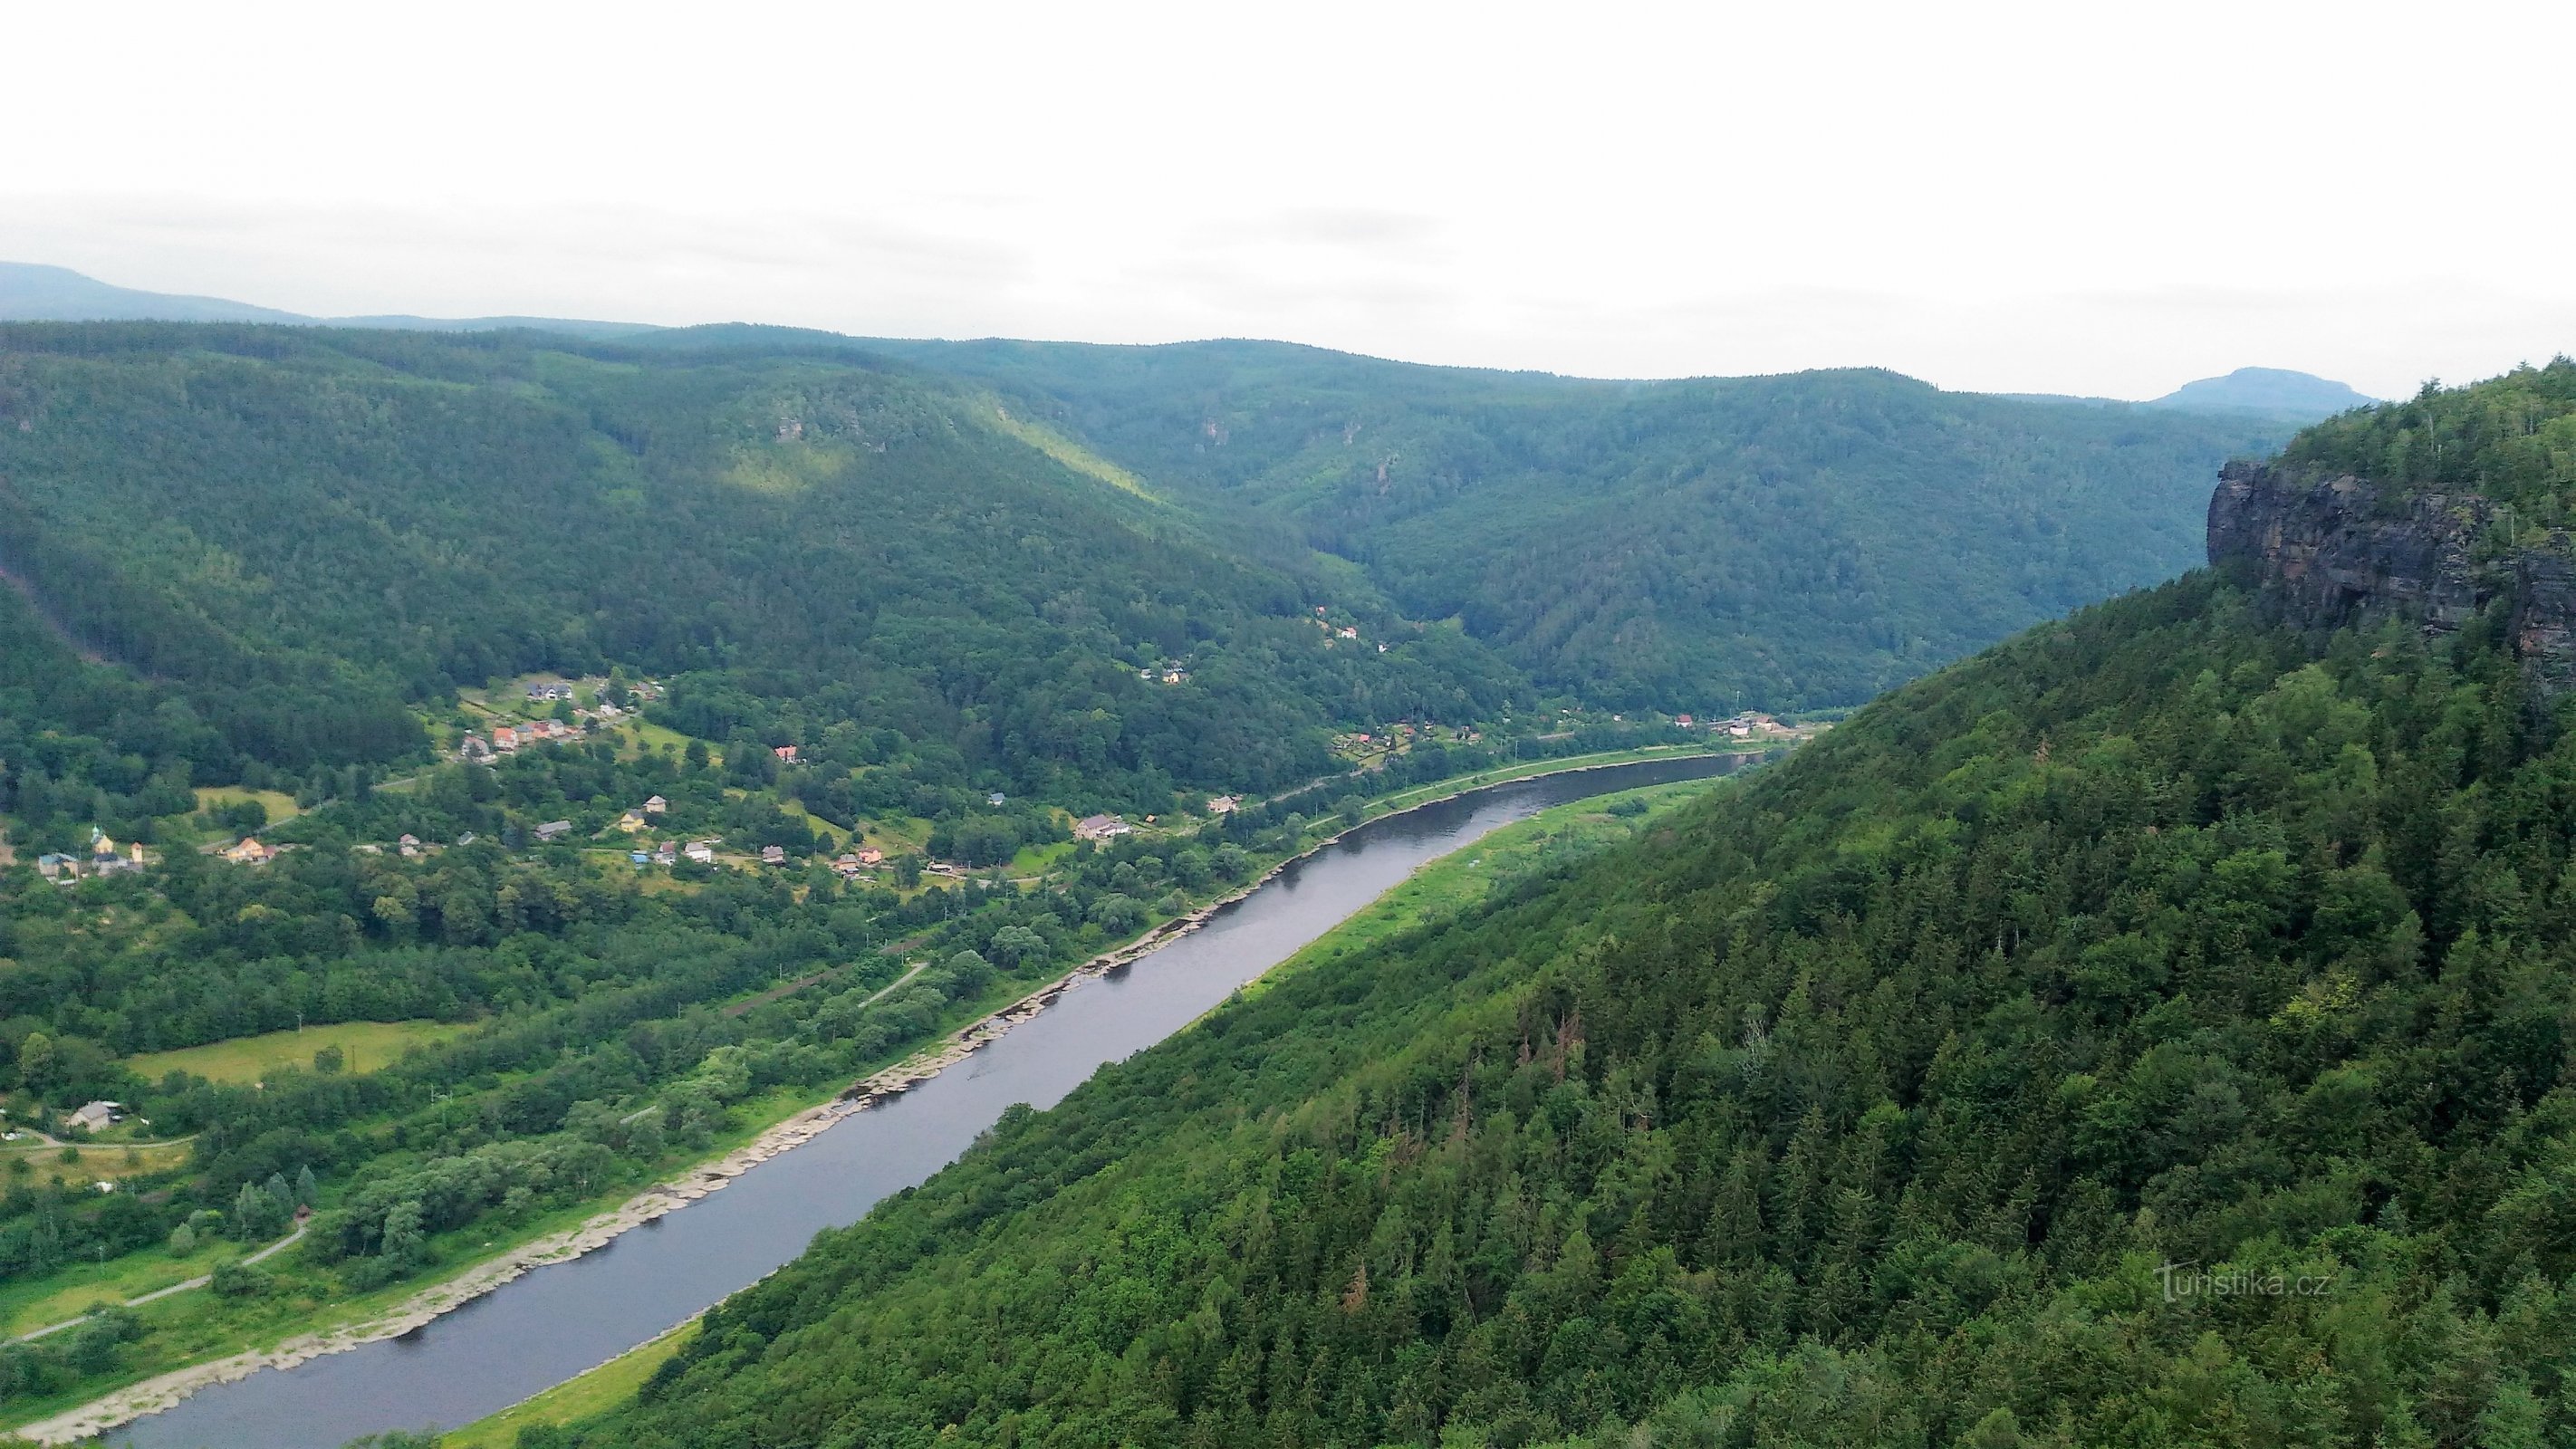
[{"left": 2207, "top": 460, "right": 2576, "bottom": 695}]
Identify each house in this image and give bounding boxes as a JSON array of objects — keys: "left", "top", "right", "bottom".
[
  {"left": 1674, "top": 714, "right": 1694, "bottom": 728},
  {"left": 1074, "top": 813, "right": 1132, "bottom": 841},
  {"left": 1206, "top": 795, "right": 1239, "bottom": 815},
  {"left": 617, "top": 810, "right": 648, "bottom": 833},
  {"left": 856, "top": 847, "right": 884, "bottom": 867},
  {"left": 1727, "top": 723, "right": 1754, "bottom": 738},
  {"left": 684, "top": 840, "right": 716, "bottom": 863},
  {"left": 833, "top": 853, "right": 864, "bottom": 876},
  {"left": 630, "top": 850, "right": 652, "bottom": 865},
  {"left": 760, "top": 845, "right": 788, "bottom": 866},
  {"left": 460, "top": 734, "right": 492, "bottom": 760},
  {"left": 221, "top": 838, "right": 274, "bottom": 865},
  {"left": 1336, "top": 627, "right": 1359, "bottom": 639},
  {"left": 654, "top": 841, "right": 678, "bottom": 865},
  {"left": 534, "top": 820, "right": 573, "bottom": 843},
  {"left": 986, "top": 791, "right": 1007, "bottom": 806},
  {"left": 35, "top": 852, "right": 77, "bottom": 882},
  {"left": 399, "top": 833, "right": 422, "bottom": 858},
  {"left": 66, "top": 1101, "right": 121, "bottom": 1133},
  {"left": 492, "top": 726, "right": 521, "bottom": 752},
  {"left": 526, "top": 681, "right": 574, "bottom": 703},
  {"left": 643, "top": 795, "right": 668, "bottom": 815},
  {"left": 773, "top": 744, "right": 798, "bottom": 763}
]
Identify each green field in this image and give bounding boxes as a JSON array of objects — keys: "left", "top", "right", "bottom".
[
  {"left": 189, "top": 785, "right": 302, "bottom": 823},
  {"left": 444, "top": 1324, "right": 698, "bottom": 1447},
  {"left": 124, "top": 1020, "right": 475, "bottom": 1085},
  {"left": 1240, "top": 774, "right": 1723, "bottom": 1003},
  {"left": 0, "top": 1231, "right": 242, "bottom": 1338}
]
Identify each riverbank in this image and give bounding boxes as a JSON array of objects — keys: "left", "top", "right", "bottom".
[
  {"left": 17, "top": 753, "right": 1758, "bottom": 1444},
  {"left": 434, "top": 771, "right": 1731, "bottom": 1447}
]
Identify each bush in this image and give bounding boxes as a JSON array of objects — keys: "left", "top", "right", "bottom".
[{"left": 209, "top": 1260, "right": 270, "bottom": 1298}]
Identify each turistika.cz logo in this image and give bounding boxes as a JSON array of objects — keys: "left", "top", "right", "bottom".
[{"left": 2157, "top": 1261, "right": 2335, "bottom": 1303}]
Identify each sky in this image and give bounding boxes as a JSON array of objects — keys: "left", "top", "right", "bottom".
[{"left": 6, "top": 0, "right": 2571, "bottom": 400}]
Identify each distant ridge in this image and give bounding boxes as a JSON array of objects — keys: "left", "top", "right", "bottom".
[
  {"left": 0, "top": 261, "right": 303, "bottom": 323},
  {"left": 1997, "top": 368, "right": 2380, "bottom": 422},
  {"left": 0, "top": 261, "right": 658, "bottom": 338},
  {"left": 2142, "top": 365, "right": 2379, "bottom": 419}
]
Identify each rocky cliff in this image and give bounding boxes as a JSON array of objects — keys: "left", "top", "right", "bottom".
[{"left": 2207, "top": 460, "right": 2576, "bottom": 694}]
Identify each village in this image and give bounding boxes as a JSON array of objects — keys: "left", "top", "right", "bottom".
[{"left": 17, "top": 660, "right": 1814, "bottom": 892}]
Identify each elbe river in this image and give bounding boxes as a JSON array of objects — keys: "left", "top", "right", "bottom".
[{"left": 114, "top": 755, "right": 1738, "bottom": 1447}]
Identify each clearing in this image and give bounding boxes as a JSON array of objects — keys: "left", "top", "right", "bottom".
[
  {"left": 124, "top": 1020, "right": 474, "bottom": 1086},
  {"left": 190, "top": 786, "right": 302, "bottom": 823}
]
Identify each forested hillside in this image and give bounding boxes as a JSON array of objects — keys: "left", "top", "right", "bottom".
[
  {"left": 0, "top": 323, "right": 1528, "bottom": 849},
  {"left": 859, "top": 338, "right": 2293, "bottom": 711},
  {"left": 566, "top": 376, "right": 2576, "bottom": 1447}
]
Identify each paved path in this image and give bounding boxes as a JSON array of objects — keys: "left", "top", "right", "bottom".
[{"left": 12, "top": 1227, "right": 305, "bottom": 1343}]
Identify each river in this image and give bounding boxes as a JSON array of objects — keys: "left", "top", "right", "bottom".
[{"left": 111, "top": 755, "right": 1739, "bottom": 1447}]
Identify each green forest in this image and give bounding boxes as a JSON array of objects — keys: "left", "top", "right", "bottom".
[
  {"left": 856, "top": 337, "right": 2297, "bottom": 711},
  {"left": 0, "top": 323, "right": 1534, "bottom": 856},
  {"left": 540, "top": 370, "right": 2576, "bottom": 1448}
]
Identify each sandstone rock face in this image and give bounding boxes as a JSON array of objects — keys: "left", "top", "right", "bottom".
[{"left": 2206, "top": 460, "right": 2576, "bottom": 694}]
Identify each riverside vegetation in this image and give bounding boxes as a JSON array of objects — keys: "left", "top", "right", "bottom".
[
  {"left": 0, "top": 321, "right": 1774, "bottom": 1423},
  {"left": 0, "top": 319, "right": 2410, "bottom": 1439},
  {"left": 504, "top": 369, "right": 2576, "bottom": 1448}
]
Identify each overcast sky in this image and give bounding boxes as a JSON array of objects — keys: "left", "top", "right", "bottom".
[{"left": 7, "top": 0, "right": 2570, "bottom": 399}]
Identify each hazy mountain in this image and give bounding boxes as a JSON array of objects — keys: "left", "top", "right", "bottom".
[
  {"left": 0, "top": 262, "right": 657, "bottom": 338},
  {"left": 2143, "top": 364, "right": 2378, "bottom": 418},
  {"left": 0, "top": 261, "right": 303, "bottom": 323}
]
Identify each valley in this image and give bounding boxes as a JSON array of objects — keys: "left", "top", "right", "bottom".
[{"left": 0, "top": 312, "right": 2563, "bottom": 1449}]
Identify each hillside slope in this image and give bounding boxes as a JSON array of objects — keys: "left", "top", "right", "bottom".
[
  {"left": 570, "top": 374, "right": 2576, "bottom": 1448},
  {"left": 858, "top": 339, "right": 2293, "bottom": 711},
  {"left": 0, "top": 324, "right": 1527, "bottom": 846}
]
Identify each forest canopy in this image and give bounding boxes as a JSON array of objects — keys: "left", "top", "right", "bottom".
[{"left": 555, "top": 370, "right": 2576, "bottom": 1448}]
